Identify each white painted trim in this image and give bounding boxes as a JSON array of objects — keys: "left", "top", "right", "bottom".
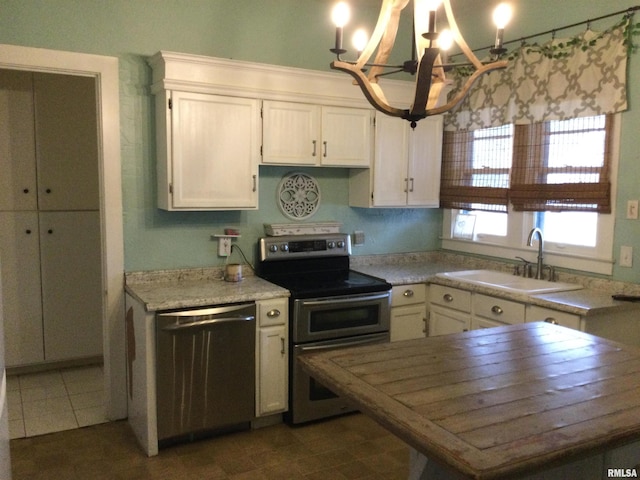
[
  {"left": 148, "top": 51, "right": 415, "bottom": 109},
  {"left": 0, "top": 44, "right": 126, "bottom": 420}
]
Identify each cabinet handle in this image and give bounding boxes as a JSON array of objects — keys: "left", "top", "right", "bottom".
[
  {"left": 403, "top": 289, "right": 414, "bottom": 298},
  {"left": 422, "top": 317, "right": 428, "bottom": 334},
  {"left": 252, "top": 174, "right": 257, "bottom": 192},
  {"left": 404, "top": 178, "right": 408, "bottom": 193},
  {"left": 280, "top": 337, "right": 285, "bottom": 355},
  {"left": 544, "top": 318, "right": 558, "bottom": 325},
  {"left": 409, "top": 178, "right": 414, "bottom": 192},
  {"left": 323, "top": 141, "right": 327, "bottom": 158},
  {"left": 443, "top": 293, "right": 453, "bottom": 302},
  {"left": 266, "top": 309, "right": 280, "bottom": 318},
  {"left": 312, "top": 140, "right": 317, "bottom": 157},
  {"left": 491, "top": 305, "right": 504, "bottom": 315}
]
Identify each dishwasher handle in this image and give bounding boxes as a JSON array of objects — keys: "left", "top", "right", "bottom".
[{"left": 160, "top": 315, "right": 255, "bottom": 332}]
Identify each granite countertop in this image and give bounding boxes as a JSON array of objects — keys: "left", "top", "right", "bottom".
[
  {"left": 125, "top": 268, "right": 289, "bottom": 312},
  {"left": 124, "top": 255, "right": 639, "bottom": 316}
]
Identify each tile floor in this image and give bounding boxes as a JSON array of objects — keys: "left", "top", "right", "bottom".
[
  {"left": 6, "top": 365, "right": 108, "bottom": 439},
  {"left": 10, "top": 413, "right": 411, "bottom": 479}
]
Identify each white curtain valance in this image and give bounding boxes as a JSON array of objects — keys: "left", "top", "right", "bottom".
[{"left": 444, "top": 21, "right": 629, "bottom": 131}]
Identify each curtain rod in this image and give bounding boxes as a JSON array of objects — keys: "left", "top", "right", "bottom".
[{"left": 452, "top": 5, "right": 640, "bottom": 56}]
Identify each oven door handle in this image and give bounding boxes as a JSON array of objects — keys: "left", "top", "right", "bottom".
[
  {"left": 297, "top": 334, "right": 387, "bottom": 352},
  {"left": 299, "top": 292, "right": 390, "bottom": 307}
]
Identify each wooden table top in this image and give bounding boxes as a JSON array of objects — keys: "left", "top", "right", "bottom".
[{"left": 298, "top": 322, "right": 640, "bottom": 479}]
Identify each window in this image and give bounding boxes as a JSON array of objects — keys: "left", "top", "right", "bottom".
[{"left": 442, "top": 114, "right": 618, "bottom": 275}]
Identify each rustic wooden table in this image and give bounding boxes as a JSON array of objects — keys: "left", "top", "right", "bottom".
[{"left": 299, "top": 322, "right": 640, "bottom": 479}]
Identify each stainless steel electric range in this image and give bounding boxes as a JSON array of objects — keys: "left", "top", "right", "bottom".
[{"left": 257, "top": 233, "right": 391, "bottom": 424}]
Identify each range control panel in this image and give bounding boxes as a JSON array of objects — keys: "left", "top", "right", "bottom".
[{"left": 259, "top": 233, "right": 352, "bottom": 261}]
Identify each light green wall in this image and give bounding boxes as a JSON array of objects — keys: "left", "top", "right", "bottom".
[{"left": 1, "top": 0, "right": 638, "bottom": 281}]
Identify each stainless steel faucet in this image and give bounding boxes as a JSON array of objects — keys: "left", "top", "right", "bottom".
[{"left": 527, "top": 228, "right": 544, "bottom": 279}]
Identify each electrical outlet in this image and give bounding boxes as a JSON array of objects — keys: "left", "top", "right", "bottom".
[
  {"left": 620, "top": 245, "right": 633, "bottom": 268},
  {"left": 218, "top": 236, "right": 232, "bottom": 257},
  {"left": 627, "top": 200, "right": 639, "bottom": 220},
  {"left": 353, "top": 230, "right": 365, "bottom": 245}
]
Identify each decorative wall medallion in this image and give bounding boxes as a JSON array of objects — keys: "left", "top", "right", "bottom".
[{"left": 277, "top": 172, "right": 321, "bottom": 220}]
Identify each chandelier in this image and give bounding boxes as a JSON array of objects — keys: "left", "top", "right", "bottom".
[{"left": 329, "top": 0, "right": 512, "bottom": 127}]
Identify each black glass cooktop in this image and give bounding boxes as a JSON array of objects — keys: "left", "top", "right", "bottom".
[{"left": 260, "top": 269, "right": 391, "bottom": 299}]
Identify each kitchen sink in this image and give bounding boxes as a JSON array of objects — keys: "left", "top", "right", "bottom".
[{"left": 435, "top": 269, "right": 583, "bottom": 294}]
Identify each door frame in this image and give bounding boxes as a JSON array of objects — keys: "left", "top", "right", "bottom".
[{"left": 0, "top": 44, "right": 126, "bottom": 420}]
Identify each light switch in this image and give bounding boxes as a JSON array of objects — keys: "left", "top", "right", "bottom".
[
  {"left": 620, "top": 245, "right": 633, "bottom": 268},
  {"left": 627, "top": 200, "right": 639, "bottom": 220}
]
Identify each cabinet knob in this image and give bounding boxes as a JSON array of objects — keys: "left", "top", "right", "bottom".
[
  {"left": 403, "top": 290, "right": 414, "bottom": 298},
  {"left": 48, "top": 229, "right": 53, "bottom": 234},
  {"left": 23, "top": 188, "right": 29, "bottom": 194},
  {"left": 491, "top": 305, "right": 504, "bottom": 315},
  {"left": 46, "top": 188, "right": 52, "bottom": 194},
  {"left": 544, "top": 318, "right": 558, "bottom": 325},
  {"left": 443, "top": 293, "right": 453, "bottom": 302},
  {"left": 25, "top": 229, "right": 32, "bottom": 234},
  {"left": 267, "top": 309, "right": 281, "bottom": 318}
]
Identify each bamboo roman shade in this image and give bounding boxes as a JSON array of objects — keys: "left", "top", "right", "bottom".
[
  {"left": 510, "top": 115, "right": 613, "bottom": 213},
  {"left": 440, "top": 115, "right": 613, "bottom": 213}
]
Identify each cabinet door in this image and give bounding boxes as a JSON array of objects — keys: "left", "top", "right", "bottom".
[
  {"left": 0, "top": 70, "right": 37, "bottom": 211},
  {"left": 34, "top": 73, "right": 99, "bottom": 211},
  {"left": 262, "top": 101, "right": 319, "bottom": 165},
  {"left": 372, "top": 115, "right": 409, "bottom": 206},
  {"left": 429, "top": 304, "right": 470, "bottom": 336},
  {"left": 407, "top": 116, "right": 443, "bottom": 207},
  {"left": 257, "top": 324, "right": 288, "bottom": 416},
  {"left": 170, "top": 92, "right": 260, "bottom": 209},
  {"left": 391, "top": 305, "right": 427, "bottom": 342},
  {"left": 0, "top": 212, "right": 44, "bottom": 366},
  {"left": 321, "top": 106, "right": 372, "bottom": 167},
  {"left": 39, "top": 211, "right": 102, "bottom": 361}
]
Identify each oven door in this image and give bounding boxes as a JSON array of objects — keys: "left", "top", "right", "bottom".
[
  {"left": 290, "top": 331, "right": 389, "bottom": 424},
  {"left": 292, "top": 291, "right": 391, "bottom": 343}
]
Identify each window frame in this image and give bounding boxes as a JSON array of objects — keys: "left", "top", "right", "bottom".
[{"left": 441, "top": 114, "right": 620, "bottom": 275}]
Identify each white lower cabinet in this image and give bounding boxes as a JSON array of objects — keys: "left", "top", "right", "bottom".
[
  {"left": 428, "top": 285, "right": 471, "bottom": 336},
  {"left": 390, "top": 284, "right": 427, "bottom": 342},
  {"left": 525, "top": 305, "right": 581, "bottom": 330},
  {"left": 471, "top": 294, "right": 525, "bottom": 330},
  {"left": 256, "top": 298, "right": 289, "bottom": 417},
  {"left": 0, "top": 210, "right": 102, "bottom": 366}
]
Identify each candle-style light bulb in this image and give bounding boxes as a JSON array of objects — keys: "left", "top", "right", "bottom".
[
  {"left": 352, "top": 28, "right": 368, "bottom": 57},
  {"left": 331, "top": 2, "right": 351, "bottom": 54},
  {"left": 492, "top": 3, "right": 512, "bottom": 52},
  {"left": 437, "top": 28, "right": 454, "bottom": 66},
  {"left": 425, "top": 0, "right": 442, "bottom": 35}
]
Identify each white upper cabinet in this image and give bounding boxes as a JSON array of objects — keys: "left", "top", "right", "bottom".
[
  {"left": 262, "top": 100, "right": 373, "bottom": 167},
  {"left": 0, "top": 70, "right": 37, "bottom": 211},
  {"left": 350, "top": 114, "right": 443, "bottom": 208},
  {"left": 156, "top": 91, "right": 260, "bottom": 210}
]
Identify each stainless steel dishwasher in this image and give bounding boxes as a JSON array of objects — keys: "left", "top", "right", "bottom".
[{"left": 155, "top": 303, "right": 255, "bottom": 444}]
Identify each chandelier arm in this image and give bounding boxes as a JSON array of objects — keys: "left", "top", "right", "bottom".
[
  {"left": 442, "top": 0, "right": 484, "bottom": 70},
  {"left": 425, "top": 60, "right": 508, "bottom": 116},
  {"left": 367, "top": 0, "right": 409, "bottom": 83},
  {"left": 355, "top": 0, "right": 403, "bottom": 69},
  {"left": 331, "top": 60, "right": 407, "bottom": 118},
  {"left": 409, "top": 48, "right": 440, "bottom": 117}
]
